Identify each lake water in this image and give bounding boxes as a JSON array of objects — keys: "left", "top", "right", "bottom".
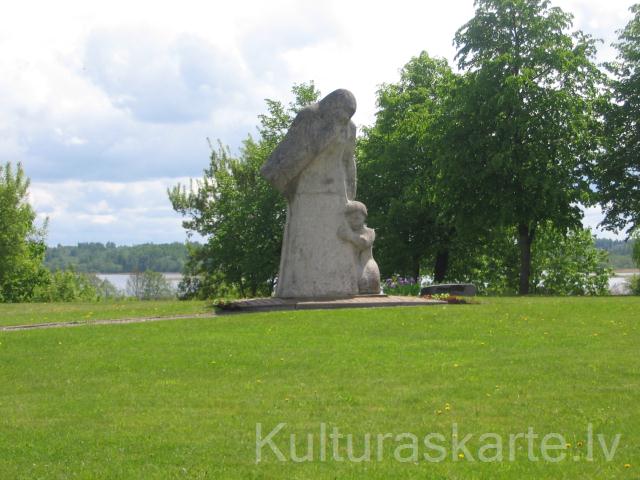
[
  {"left": 609, "top": 270, "right": 638, "bottom": 295},
  {"left": 96, "top": 271, "right": 638, "bottom": 295},
  {"left": 96, "top": 273, "right": 183, "bottom": 293}
]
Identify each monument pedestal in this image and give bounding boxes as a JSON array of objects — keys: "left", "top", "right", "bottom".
[{"left": 216, "top": 295, "right": 445, "bottom": 314}]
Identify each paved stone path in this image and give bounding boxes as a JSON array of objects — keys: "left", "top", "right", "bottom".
[{"left": 0, "top": 313, "right": 217, "bottom": 332}]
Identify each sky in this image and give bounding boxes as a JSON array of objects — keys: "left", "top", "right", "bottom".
[{"left": 0, "top": 0, "right": 634, "bottom": 245}]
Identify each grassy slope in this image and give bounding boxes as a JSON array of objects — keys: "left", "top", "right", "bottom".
[
  {"left": 0, "top": 300, "right": 212, "bottom": 327},
  {"left": 0, "top": 297, "right": 638, "bottom": 479}
]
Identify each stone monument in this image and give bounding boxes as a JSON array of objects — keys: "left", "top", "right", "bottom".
[{"left": 261, "top": 89, "right": 381, "bottom": 298}]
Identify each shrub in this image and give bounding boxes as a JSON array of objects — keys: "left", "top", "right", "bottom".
[
  {"left": 126, "top": 270, "right": 174, "bottom": 300},
  {"left": 531, "top": 225, "right": 612, "bottom": 295},
  {"left": 33, "top": 270, "right": 120, "bottom": 302},
  {"left": 177, "top": 271, "right": 239, "bottom": 300}
]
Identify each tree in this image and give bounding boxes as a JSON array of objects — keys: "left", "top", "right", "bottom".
[
  {"left": 438, "top": 223, "right": 610, "bottom": 295},
  {"left": 174, "top": 250, "right": 238, "bottom": 300},
  {"left": 0, "top": 162, "right": 49, "bottom": 302},
  {"left": 126, "top": 270, "right": 174, "bottom": 300},
  {"left": 597, "top": 4, "right": 640, "bottom": 234},
  {"left": 357, "top": 52, "right": 460, "bottom": 281},
  {"left": 440, "top": 0, "right": 602, "bottom": 294},
  {"left": 169, "top": 83, "right": 321, "bottom": 298},
  {"left": 443, "top": 226, "right": 521, "bottom": 294}
]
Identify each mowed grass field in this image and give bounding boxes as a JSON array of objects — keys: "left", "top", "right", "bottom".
[{"left": 0, "top": 297, "right": 638, "bottom": 479}]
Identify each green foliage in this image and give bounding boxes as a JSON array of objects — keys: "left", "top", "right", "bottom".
[
  {"left": 45, "top": 242, "right": 190, "bottom": 273},
  {"left": 175, "top": 244, "right": 239, "bottom": 300},
  {"left": 126, "top": 270, "right": 174, "bottom": 300},
  {"left": 381, "top": 275, "right": 420, "bottom": 296},
  {"left": 0, "top": 164, "right": 124, "bottom": 303},
  {"left": 629, "top": 275, "right": 640, "bottom": 295},
  {"left": 32, "top": 270, "right": 121, "bottom": 302},
  {"left": 383, "top": 284, "right": 420, "bottom": 296},
  {"left": 531, "top": 224, "right": 612, "bottom": 295},
  {"left": 440, "top": 224, "right": 611, "bottom": 295},
  {"left": 169, "top": 82, "right": 321, "bottom": 298},
  {"left": 0, "top": 162, "right": 49, "bottom": 302},
  {"left": 445, "top": 227, "right": 521, "bottom": 295},
  {"left": 357, "top": 52, "right": 458, "bottom": 280},
  {"left": 633, "top": 230, "right": 640, "bottom": 269},
  {"left": 597, "top": 4, "right": 640, "bottom": 233},
  {"left": 440, "top": 0, "right": 602, "bottom": 294}
]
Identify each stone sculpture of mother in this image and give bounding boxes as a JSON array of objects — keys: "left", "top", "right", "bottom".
[{"left": 261, "top": 89, "right": 380, "bottom": 298}]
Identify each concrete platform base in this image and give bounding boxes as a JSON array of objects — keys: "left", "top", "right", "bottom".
[{"left": 216, "top": 295, "right": 445, "bottom": 313}]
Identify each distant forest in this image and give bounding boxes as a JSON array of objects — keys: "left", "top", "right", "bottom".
[
  {"left": 45, "top": 242, "right": 192, "bottom": 273},
  {"left": 595, "top": 237, "right": 636, "bottom": 269},
  {"left": 44, "top": 238, "right": 635, "bottom": 274}
]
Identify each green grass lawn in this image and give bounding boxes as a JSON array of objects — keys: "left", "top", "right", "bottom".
[
  {"left": 0, "top": 297, "right": 638, "bottom": 479},
  {"left": 0, "top": 300, "right": 212, "bottom": 327}
]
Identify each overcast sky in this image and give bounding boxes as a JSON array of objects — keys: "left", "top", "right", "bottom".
[{"left": 1, "top": 0, "right": 634, "bottom": 245}]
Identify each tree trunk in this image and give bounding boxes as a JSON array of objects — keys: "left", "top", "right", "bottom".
[
  {"left": 518, "top": 223, "right": 534, "bottom": 295},
  {"left": 433, "top": 249, "right": 449, "bottom": 283},
  {"left": 412, "top": 255, "right": 421, "bottom": 283}
]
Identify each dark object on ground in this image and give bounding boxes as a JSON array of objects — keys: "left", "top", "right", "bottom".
[{"left": 420, "top": 283, "right": 477, "bottom": 296}]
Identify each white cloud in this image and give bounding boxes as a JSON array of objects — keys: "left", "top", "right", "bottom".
[
  {"left": 82, "top": 28, "right": 245, "bottom": 123},
  {"left": 29, "top": 178, "right": 196, "bottom": 245},
  {"left": 2, "top": 0, "right": 635, "bottom": 243},
  {"left": 79, "top": 214, "right": 117, "bottom": 225},
  {"left": 582, "top": 205, "right": 627, "bottom": 240}
]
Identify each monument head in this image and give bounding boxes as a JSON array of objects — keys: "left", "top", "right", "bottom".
[
  {"left": 345, "top": 200, "right": 368, "bottom": 231},
  {"left": 319, "top": 89, "right": 357, "bottom": 123}
]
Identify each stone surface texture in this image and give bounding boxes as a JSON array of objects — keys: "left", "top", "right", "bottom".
[{"left": 261, "top": 89, "right": 381, "bottom": 298}]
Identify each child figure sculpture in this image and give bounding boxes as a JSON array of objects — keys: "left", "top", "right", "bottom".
[{"left": 338, "top": 201, "right": 381, "bottom": 295}]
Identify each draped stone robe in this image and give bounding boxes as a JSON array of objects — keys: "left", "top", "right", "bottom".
[{"left": 261, "top": 89, "right": 359, "bottom": 298}]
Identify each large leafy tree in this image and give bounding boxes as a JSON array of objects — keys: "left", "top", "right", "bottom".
[
  {"left": 440, "top": 0, "right": 602, "bottom": 294},
  {"left": 358, "top": 52, "right": 458, "bottom": 281},
  {"left": 169, "top": 83, "right": 320, "bottom": 298},
  {"left": 597, "top": 4, "right": 640, "bottom": 234},
  {"left": 0, "top": 162, "right": 49, "bottom": 302}
]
